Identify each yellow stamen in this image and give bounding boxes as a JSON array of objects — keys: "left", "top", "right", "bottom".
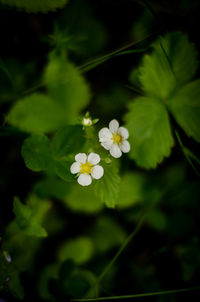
[
  {"left": 80, "top": 162, "right": 93, "bottom": 174},
  {"left": 112, "top": 133, "right": 124, "bottom": 145}
]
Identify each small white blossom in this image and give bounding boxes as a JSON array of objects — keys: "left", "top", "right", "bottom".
[
  {"left": 98, "top": 119, "right": 130, "bottom": 158},
  {"left": 82, "top": 117, "right": 92, "bottom": 127},
  {"left": 70, "top": 152, "right": 104, "bottom": 186}
]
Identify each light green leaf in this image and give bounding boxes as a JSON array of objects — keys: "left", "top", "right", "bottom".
[
  {"left": 53, "top": 125, "right": 85, "bottom": 157},
  {"left": 44, "top": 53, "right": 91, "bottom": 123},
  {"left": 94, "top": 162, "right": 120, "bottom": 208},
  {"left": 125, "top": 97, "right": 174, "bottom": 168},
  {"left": 13, "top": 196, "right": 49, "bottom": 238},
  {"left": 7, "top": 93, "right": 64, "bottom": 133},
  {"left": 138, "top": 32, "right": 198, "bottom": 98},
  {"left": 21, "top": 134, "right": 54, "bottom": 172},
  {"left": 0, "top": 0, "right": 68, "bottom": 12},
  {"left": 167, "top": 80, "right": 200, "bottom": 142},
  {"left": 117, "top": 172, "right": 146, "bottom": 209},
  {"left": 58, "top": 237, "right": 94, "bottom": 264}
]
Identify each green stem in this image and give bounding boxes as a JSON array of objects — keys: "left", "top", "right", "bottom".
[{"left": 71, "top": 286, "right": 200, "bottom": 301}]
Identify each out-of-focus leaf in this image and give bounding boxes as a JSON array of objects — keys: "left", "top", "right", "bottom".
[
  {"left": 21, "top": 134, "right": 54, "bottom": 172},
  {"left": 52, "top": 125, "right": 85, "bottom": 157},
  {"left": 90, "top": 217, "right": 126, "bottom": 252},
  {"left": 54, "top": 0, "right": 107, "bottom": 59},
  {"left": 167, "top": 80, "right": 200, "bottom": 142},
  {"left": 0, "top": 251, "right": 24, "bottom": 300},
  {"left": 7, "top": 94, "right": 64, "bottom": 133},
  {"left": 118, "top": 172, "right": 146, "bottom": 209},
  {"left": 147, "top": 209, "right": 167, "bottom": 231},
  {"left": 64, "top": 270, "right": 96, "bottom": 298},
  {"left": 65, "top": 184, "right": 103, "bottom": 214},
  {"left": 38, "top": 263, "right": 59, "bottom": 301},
  {"left": 125, "top": 97, "right": 174, "bottom": 168},
  {"left": 177, "top": 237, "right": 200, "bottom": 281},
  {"left": 54, "top": 159, "right": 74, "bottom": 182},
  {"left": 58, "top": 237, "right": 94, "bottom": 264},
  {"left": 94, "top": 162, "right": 120, "bottom": 208},
  {"left": 0, "top": 0, "right": 68, "bottom": 12},
  {"left": 13, "top": 196, "right": 50, "bottom": 238},
  {"left": 34, "top": 177, "right": 69, "bottom": 200},
  {"left": 44, "top": 53, "right": 91, "bottom": 123},
  {"left": 138, "top": 32, "right": 198, "bottom": 98}
]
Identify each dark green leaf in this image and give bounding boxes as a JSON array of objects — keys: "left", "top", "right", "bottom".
[
  {"left": 0, "top": 0, "right": 68, "bottom": 12},
  {"left": 53, "top": 125, "right": 85, "bottom": 157},
  {"left": 21, "top": 134, "right": 54, "bottom": 172},
  {"left": 168, "top": 80, "right": 200, "bottom": 142}
]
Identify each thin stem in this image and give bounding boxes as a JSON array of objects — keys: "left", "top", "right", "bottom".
[
  {"left": 71, "top": 286, "right": 200, "bottom": 301},
  {"left": 175, "top": 130, "right": 200, "bottom": 176}
]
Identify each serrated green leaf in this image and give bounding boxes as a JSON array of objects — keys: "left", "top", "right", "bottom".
[
  {"left": 94, "top": 163, "right": 120, "bottom": 208},
  {"left": 7, "top": 93, "right": 64, "bottom": 133},
  {"left": 167, "top": 80, "right": 200, "bottom": 142},
  {"left": 53, "top": 125, "right": 85, "bottom": 157},
  {"left": 58, "top": 237, "right": 94, "bottom": 264},
  {"left": 21, "top": 134, "right": 54, "bottom": 172},
  {"left": 0, "top": 0, "right": 68, "bottom": 12},
  {"left": 44, "top": 53, "right": 91, "bottom": 123},
  {"left": 138, "top": 32, "right": 198, "bottom": 99},
  {"left": 125, "top": 97, "right": 174, "bottom": 169},
  {"left": 13, "top": 196, "right": 49, "bottom": 238}
]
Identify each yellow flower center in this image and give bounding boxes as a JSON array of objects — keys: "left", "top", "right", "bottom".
[
  {"left": 80, "top": 162, "right": 93, "bottom": 174},
  {"left": 112, "top": 133, "right": 124, "bottom": 145}
]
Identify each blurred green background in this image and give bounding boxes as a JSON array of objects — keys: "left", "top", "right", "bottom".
[{"left": 1, "top": 0, "right": 200, "bottom": 301}]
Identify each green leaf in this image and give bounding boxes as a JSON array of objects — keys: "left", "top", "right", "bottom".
[
  {"left": 125, "top": 97, "right": 174, "bottom": 168},
  {"left": 117, "top": 172, "right": 146, "bottom": 209},
  {"left": 7, "top": 93, "right": 64, "bottom": 133},
  {"left": 53, "top": 125, "right": 85, "bottom": 157},
  {"left": 65, "top": 183, "right": 103, "bottom": 214},
  {"left": 44, "top": 53, "right": 91, "bottom": 123},
  {"left": 94, "top": 162, "right": 120, "bottom": 208},
  {"left": 58, "top": 237, "right": 94, "bottom": 264},
  {"left": 167, "top": 80, "right": 200, "bottom": 142},
  {"left": 13, "top": 196, "right": 49, "bottom": 238},
  {"left": 54, "top": 158, "right": 74, "bottom": 182},
  {"left": 138, "top": 32, "right": 198, "bottom": 98},
  {"left": 21, "top": 134, "right": 54, "bottom": 172},
  {"left": 0, "top": 0, "right": 68, "bottom": 12},
  {"left": 34, "top": 177, "right": 69, "bottom": 200}
]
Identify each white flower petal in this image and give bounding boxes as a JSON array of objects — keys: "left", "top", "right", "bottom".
[
  {"left": 77, "top": 174, "right": 92, "bottom": 186},
  {"left": 120, "top": 140, "right": 131, "bottom": 153},
  {"left": 75, "top": 153, "right": 87, "bottom": 164},
  {"left": 100, "top": 139, "right": 113, "bottom": 150},
  {"left": 118, "top": 127, "right": 129, "bottom": 139},
  {"left": 91, "top": 165, "right": 104, "bottom": 179},
  {"left": 70, "top": 162, "right": 80, "bottom": 174},
  {"left": 99, "top": 127, "right": 112, "bottom": 140},
  {"left": 88, "top": 153, "right": 100, "bottom": 165},
  {"left": 110, "top": 144, "right": 122, "bottom": 158},
  {"left": 109, "top": 119, "right": 119, "bottom": 133}
]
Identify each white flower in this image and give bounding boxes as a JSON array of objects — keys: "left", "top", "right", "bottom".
[
  {"left": 98, "top": 119, "right": 130, "bottom": 158},
  {"left": 82, "top": 117, "right": 92, "bottom": 127},
  {"left": 70, "top": 152, "right": 104, "bottom": 186}
]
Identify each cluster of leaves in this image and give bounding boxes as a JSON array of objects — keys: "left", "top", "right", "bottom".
[{"left": 126, "top": 32, "right": 200, "bottom": 168}]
